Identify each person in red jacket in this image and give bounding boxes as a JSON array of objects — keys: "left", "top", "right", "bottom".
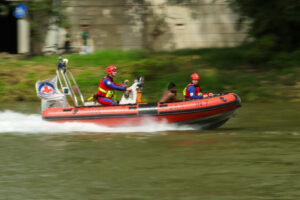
[
  {"left": 96, "top": 65, "right": 131, "bottom": 105},
  {"left": 183, "top": 73, "right": 213, "bottom": 100}
]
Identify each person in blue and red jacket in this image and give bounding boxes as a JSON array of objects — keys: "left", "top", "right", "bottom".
[
  {"left": 183, "top": 73, "right": 213, "bottom": 100},
  {"left": 96, "top": 65, "right": 131, "bottom": 105}
]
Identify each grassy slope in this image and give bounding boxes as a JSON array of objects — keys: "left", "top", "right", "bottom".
[{"left": 0, "top": 49, "right": 299, "bottom": 103}]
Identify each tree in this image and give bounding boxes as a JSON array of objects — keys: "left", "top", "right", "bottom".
[{"left": 228, "top": 0, "right": 300, "bottom": 51}]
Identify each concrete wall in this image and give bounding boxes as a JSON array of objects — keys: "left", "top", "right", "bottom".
[{"left": 47, "top": 0, "right": 248, "bottom": 52}]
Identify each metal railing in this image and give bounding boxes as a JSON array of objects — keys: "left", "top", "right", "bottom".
[{"left": 56, "top": 56, "right": 85, "bottom": 107}]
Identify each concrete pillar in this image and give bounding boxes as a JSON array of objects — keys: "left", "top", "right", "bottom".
[{"left": 17, "top": 18, "right": 30, "bottom": 54}]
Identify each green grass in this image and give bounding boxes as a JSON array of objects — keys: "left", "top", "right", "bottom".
[
  {"left": 29, "top": 49, "right": 147, "bottom": 67},
  {"left": 0, "top": 48, "right": 299, "bottom": 102}
]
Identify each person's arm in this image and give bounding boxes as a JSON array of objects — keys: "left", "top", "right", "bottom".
[
  {"left": 159, "top": 91, "right": 170, "bottom": 103},
  {"left": 104, "top": 78, "right": 126, "bottom": 91},
  {"left": 117, "top": 80, "right": 129, "bottom": 87},
  {"left": 188, "top": 85, "right": 203, "bottom": 99},
  {"left": 168, "top": 91, "right": 181, "bottom": 102}
]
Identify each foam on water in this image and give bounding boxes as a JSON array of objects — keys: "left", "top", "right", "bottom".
[{"left": 0, "top": 110, "right": 195, "bottom": 134}]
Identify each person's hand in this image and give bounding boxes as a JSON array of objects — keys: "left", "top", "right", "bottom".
[
  {"left": 126, "top": 87, "right": 132, "bottom": 91},
  {"left": 123, "top": 80, "right": 129, "bottom": 84},
  {"left": 203, "top": 94, "right": 208, "bottom": 98},
  {"left": 209, "top": 93, "right": 214, "bottom": 97}
]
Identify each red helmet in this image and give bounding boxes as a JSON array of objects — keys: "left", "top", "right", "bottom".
[
  {"left": 106, "top": 65, "right": 117, "bottom": 75},
  {"left": 190, "top": 73, "right": 200, "bottom": 80}
]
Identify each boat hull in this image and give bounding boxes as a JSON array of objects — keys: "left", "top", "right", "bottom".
[{"left": 42, "top": 93, "right": 241, "bottom": 129}]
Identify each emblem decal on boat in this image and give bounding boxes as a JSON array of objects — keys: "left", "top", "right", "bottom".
[
  {"left": 38, "top": 82, "right": 56, "bottom": 97},
  {"left": 35, "top": 76, "right": 63, "bottom": 100}
]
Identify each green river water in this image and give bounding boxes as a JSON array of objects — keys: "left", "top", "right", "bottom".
[{"left": 0, "top": 102, "right": 300, "bottom": 200}]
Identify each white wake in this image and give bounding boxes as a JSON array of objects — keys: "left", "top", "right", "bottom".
[{"left": 0, "top": 110, "right": 195, "bottom": 134}]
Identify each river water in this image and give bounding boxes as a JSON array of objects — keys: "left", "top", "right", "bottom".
[{"left": 0, "top": 102, "right": 300, "bottom": 199}]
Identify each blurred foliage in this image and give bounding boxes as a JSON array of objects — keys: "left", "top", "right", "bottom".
[
  {"left": 0, "top": 4, "right": 9, "bottom": 16},
  {"left": 27, "top": 0, "right": 69, "bottom": 56},
  {"left": 0, "top": 0, "right": 68, "bottom": 56},
  {"left": 228, "top": 0, "right": 300, "bottom": 52}
]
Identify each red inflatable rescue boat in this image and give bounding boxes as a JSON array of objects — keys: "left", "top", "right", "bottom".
[
  {"left": 36, "top": 57, "right": 241, "bottom": 129},
  {"left": 42, "top": 93, "right": 241, "bottom": 129}
]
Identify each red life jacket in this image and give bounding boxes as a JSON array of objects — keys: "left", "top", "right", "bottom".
[
  {"left": 97, "top": 76, "right": 115, "bottom": 99},
  {"left": 183, "top": 83, "right": 206, "bottom": 99}
]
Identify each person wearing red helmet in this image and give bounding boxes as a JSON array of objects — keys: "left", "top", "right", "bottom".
[
  {"left": 96, "top": 65, "right": 131, "bottom": 105},
  {"left": 183, "top": 73, "right": 213, "bottom": 100}
]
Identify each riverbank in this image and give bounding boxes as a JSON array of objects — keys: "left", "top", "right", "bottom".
[{"left": 0, "top": 48, "right": 299, "bottom": 103}]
